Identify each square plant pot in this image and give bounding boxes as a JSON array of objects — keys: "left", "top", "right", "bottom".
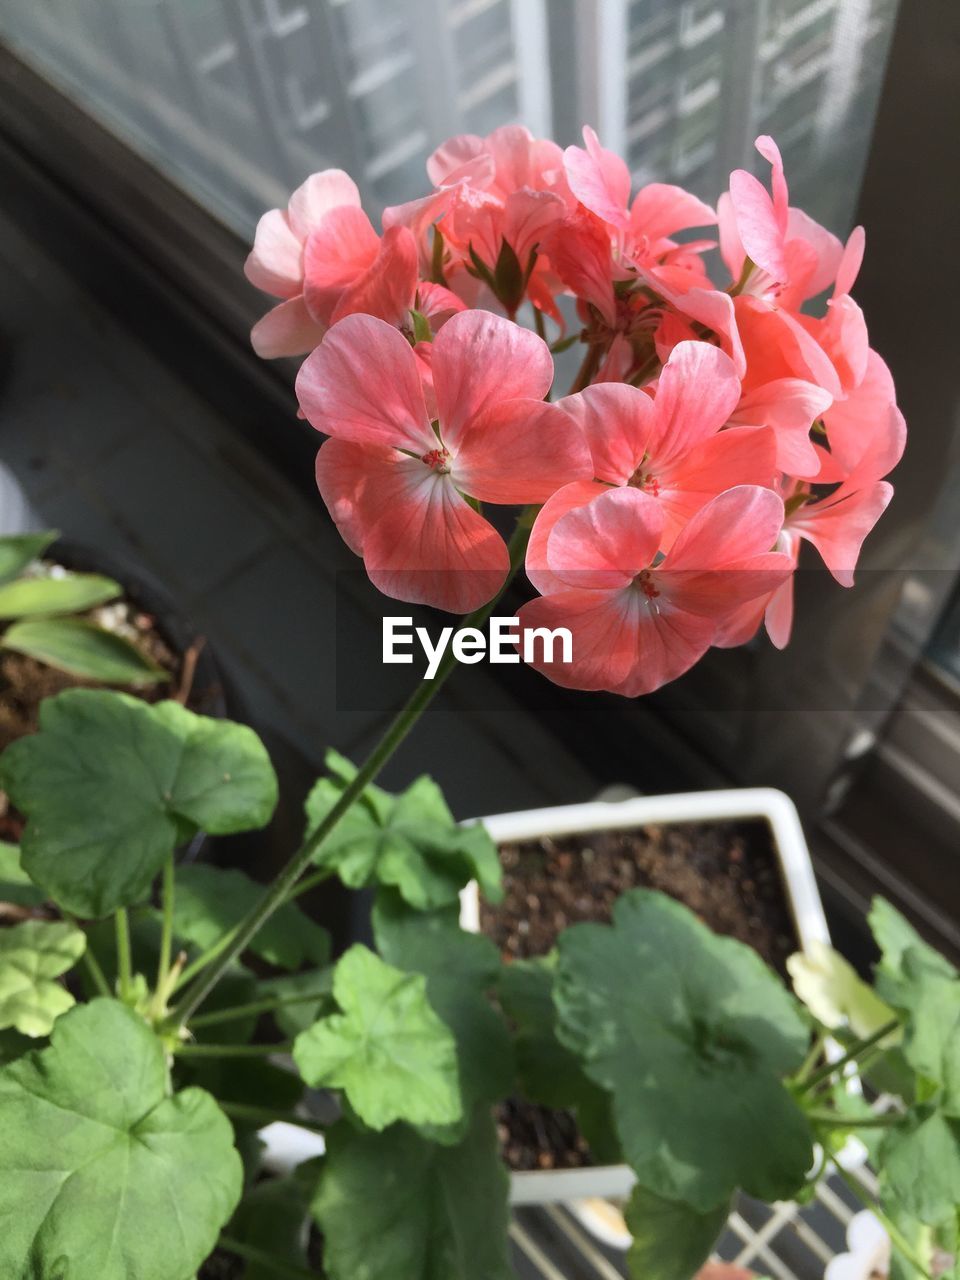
[{"left": 460, "top": 786, "right": 830, "bottom": 1208}]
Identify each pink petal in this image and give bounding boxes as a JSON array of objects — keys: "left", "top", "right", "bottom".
[
  {"left": 288, "top": 170, "right": 361, "bottom": 240},
  {"left": 638, "top": 271, "right": 746, "bottom": 377},
  {"left": 519, "top": 588, "right": 716, "bottom": 697},
  {"left": 427, "top": 134, "right": 485, "bottom": 186},
  {"left": 564, "top": 126, "right": 631, "bottom": 229},
  {"left": 548, "top": 209, "right": 616, "bottom": 326},
  {"left": 361, "top": 460, "right": 509, "bottom": 613},
  {"left": 648, "top": 341, "right": 742, "bottom": 466},
  {"left": 764, "top": 575, "right": 796, "bottom": 649},
  {"left": 503, "top": 189, "right": 565, "bottom": 265},
  {"left": 792, "top": 481, "right": 893, "bottom": 587},
  {"left": 314, "top": 436, "right": 391, "bottom": 556},
  {"left": 755, "top": 136, "right": 789, "bottom": 236},
  {"left": 822, "top": 350, "right": 905, "bottom": 482},
  {"left": 728, "top": 168, "right": 787, "bottom": 283},
  {"left": 331, "top": 225, "right": 418, "bottom": 327},
  {"left": 416, "top": 282, "right": 468, "bottom": 329},
  {"left": 629, "top": 183, "right": 715, "bottom": 245},
  {"left": 657, "top": 426, "right": 778, "bottom": 550},
  {"left": 786, "top": 207, "right": 843, "bottom": 299},
  {"left": 245, "top": 209, "right": 303, "bottom": 298},
  {"left": 525, "top": 481, "right": 608, "bottom": 597},
  {"left": 302, "top": 207, "right": 381, "bottom": 325},
  {"left": 557, "top": 383, "right": 654, "bottom": 485},
  {"left": 816, "top": 295, "right": 870, "bottom": 394},
  {"left": 736, "top": 296, "right": 841, "bottom": 400},
  {"left": 486, "top": 124, "right": 539, "bottom": 193},
  {"left": 431, "top": 310, "right": 554, "bottom": 449},
  {"left": 546, "top": 487, "right": 663, "bottom": 590},
  {"left": 250, "top": 296, "right": 326, "bottom": 359},
  {"left": 716, "top": 191, "right": 745, "bottom": 284},
  {"left": 296, "top": 314, "right": 433, "bottom": 452},
  {"left": 835, "top": 226, "right": 865, "bottom": 298},
  {"left": 732, "top": 378, "right": 832, "bottom": 477},
  {"left": 666, "top": 485, "right": 787, "bottom": 572},
  {"left": 452, "top": 399, "right": 591, "bottom": 505}
]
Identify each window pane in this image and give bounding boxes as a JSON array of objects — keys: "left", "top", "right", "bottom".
[{"left": 0, "top": 0, "right": 899, "bottom": 235}]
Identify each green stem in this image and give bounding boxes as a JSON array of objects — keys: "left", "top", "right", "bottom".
[
  {"left": 115, "top": 908, "right": 133, "bottom": 1002},
  {"left": 61, "top": 911, "right": 111, "bottom": 998},
  {"left": 171, "top": 923, "right": 241, "bottom": 994},
  {"left": 218, "top": 1236, "right": 319, "bottom": 1280},
  {"left": 533, "top": 307, "right": 547, "bottom": 341},
  {"left": 188, "top": 990, "right": 329, "bottom": 1030},
  {"left": 808, "top": 1110, "right": 904, "bottom": 1129},
  {"left": 831, "top": 1160, "right": 933, "bottom": 1280},
  {"left": 797, "top": 1019, "right": 900, "bottom": 1094},
  {"left": 174, "top": 1041, "right": 293, "bottom": 1059},
  {"left": 168, "top": 518, "right": 532, "bottom": 1029},
  {"left": 284, "top": 864, "right": 334, "bottom": 905},
  {"left": 219, "top": 1101, "right": 327, "bottom": 1134},
  {"left": 153, "top": 855, "right": 175, "bottom": 1014},
  {"left": 797, "top": 1029, "right": 828, "bottom": 1082}
]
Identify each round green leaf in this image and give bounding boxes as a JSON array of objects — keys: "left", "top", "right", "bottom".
[
  {"left": 293, "top": 944, "right": 462, "bottom": 1132},
  {"left": 0, "top": 689, "right": 279, "bottom": 917},
  {"left": 2, "top": 618, "right": 168, "bottom": 683},
  {"left": 173, "top": 864, "right": 330, "bottom": 972},
  {"left": 555, "top": 888, "right": 813, "bottom": 1211},
  {"left": 0, "top": 841, "right": 47, "bottom": 908},
  {"left": 0, "top": 920, "right": 85, "bottom": 1036},
  {"left": 0, "top": 999, "right": 242, "bottom": 1279},
  {"left": 305, "top": 750, "right": 502, "bottom": 910},
  {"left": 0, "top": 572, "right": 120, "bottom": 618},
  {"left": 625, "top": 1187, "right": 731, "bottom": 1280},
  {"left": 314, "top": 1108, "right": 512, "bottom": 1280}
]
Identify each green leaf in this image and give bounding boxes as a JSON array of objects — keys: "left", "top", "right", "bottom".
[
  {"left": 879, "top": 948, "right": 960, "bottom": 1117},
  {"left": 305, "top": 750, "right": 501, "bottom": 910},
  {"left": 555, "top": 888, "right": 813, "bottom": 1211},
  {"left": 173, "top": 864, "right": 330, "bottom": 972},
  {"left": 0, "top": 571, "right": 120, "bottom": 618},
  {"left": 0, "top": 531, "right": 57, "bottom": 587},
  {"left": 0, "top": 999, "right": 242, "bottom": 1280},
  {"left": 229, "top": 1161, "right": 319, "bottom": 1280},
  {"left": 373, "top": 891, "right": 513, "bottom": 1138},
  {"left": 293, "top": 944, "right": 461, "bottom": 1132},
  {"left": 0, "top": 689, "right": 278, "bottom": 916},
  {"left": 625, "top": 1187, "right": 730, "bottom": 1280},
  {"left": 410, "top": 308, "right": 433, "bottom": 345},
  {"left": 0, "top": 841, "right": 47, "bottom": 907},
  {"left": 0, "top": 920, "right": 85, "bottom": 1036},
  {"left": 257, "top": 967, "right": 334, "bottom": 1038},
  {"left": 498, "top": 952, "right": 620, "bottom": 1162},
  {"left": 870, "top": 898, "right": 954, "bottom": 983},
  {"left": 880, "top": 1109, "right": 960, "bottom": 1224},
  {"left": 2, "top": 617, "right": 168, "bottom": 683},
  {"left": 492, "top": 237, "right": 524, "bottom": 311},
  {"left": 314, "top": 1107, "right": 512, "bottom": 1280}
]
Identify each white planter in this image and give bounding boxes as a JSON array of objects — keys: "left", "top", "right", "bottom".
[
  {"left": 0, "top": 463, "right": 36, "bottom": 535},
  {"left": 460, "top": 786, "right": 831, "bottom": 1207}
]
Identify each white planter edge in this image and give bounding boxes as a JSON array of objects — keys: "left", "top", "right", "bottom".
[{"left": 460, "top": 786, "right": 831, "bottom": 1207}]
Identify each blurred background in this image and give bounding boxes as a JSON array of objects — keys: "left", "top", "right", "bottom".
[{"left": 0, "top": 0, "right": 958, "bottom": 960}]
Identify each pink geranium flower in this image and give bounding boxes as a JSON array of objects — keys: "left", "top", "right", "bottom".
[
  {"left": 520, "top": 485, "right": 793, "bottom": 695},
  {"left": 385, "top": 125, "right": 571, "bottom": 321},
  {"left": 246, "top": 169, "right": 459, "bottom": 358},
  {"left": 527, "top": 341, "right": 777, "bottom": 587},
  {"left": 296, "top": 310, "right": 592, "bottom": 614}
]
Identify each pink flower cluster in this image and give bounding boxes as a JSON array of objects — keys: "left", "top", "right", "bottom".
[{"left": 246, "top": 125, "right": 905, "bottom": 696}]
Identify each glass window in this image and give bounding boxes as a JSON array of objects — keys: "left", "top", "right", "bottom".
[{"left": 0, "top": 0, "right": 899, "bottom": 239}]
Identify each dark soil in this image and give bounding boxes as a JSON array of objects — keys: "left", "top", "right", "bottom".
[
  {"left": 481, "top": 819, "right": 797, "bottom": 975},
  {"left": 481, "top": 818, "right": 800, "bottom": 1171},
  {"left": 496, "top": 1097, "right": 592, "bottom": 1171}
]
